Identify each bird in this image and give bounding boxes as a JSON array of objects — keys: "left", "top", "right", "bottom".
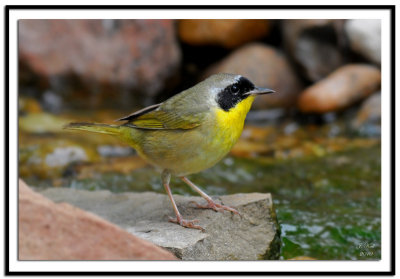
[{"left": 65, "top": 73, "right": 275, "bottom": 231}]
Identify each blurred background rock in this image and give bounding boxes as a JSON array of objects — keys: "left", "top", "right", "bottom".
[
  {"left": 19, "top": 19, "right": 181, "bottom": 109},
  {"left": 18, "top": 19, "right": 382, "bottom": 260},
  {"left": 19, "top": 19, "right": 381, "bottom": 120}
]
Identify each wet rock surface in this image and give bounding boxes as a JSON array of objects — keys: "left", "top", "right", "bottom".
[
  {"left": 298, "top": 64, "right": 381, "bottom": 113},
  {"left": 179, "top": 19, "right": 270, "bottom": 48},
  {"left": 39, "top": 187, "right": 280, "bottom": 260},
  {"left": 19, "top": 180, "right": 177, "bottom": 260},
  {"left": 205, "top": 43, "right": 303, "bottom": 109}
]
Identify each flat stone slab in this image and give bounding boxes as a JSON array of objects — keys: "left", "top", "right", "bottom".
[{"left": 39, "top": 188, "right": 280, "bottom": 260}]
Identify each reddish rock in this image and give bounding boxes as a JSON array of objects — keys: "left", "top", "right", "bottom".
[
  {"left": 18, "top": 179, "right": 177, "bottom": 260},
  {"left": 204, "top": 43, "right": 303, "bottom": 109},
  {"left": 282, "top": 19, "right": 347, "bottom": 81},
  {"left": 178, "top": 19, "right": 270, "bottom": 48},
  {"left": 18, "top": 20, "right": 181, "bottom": 108},
  {"left": 298, "top": 64, "right": 381, "bottom": 113}
]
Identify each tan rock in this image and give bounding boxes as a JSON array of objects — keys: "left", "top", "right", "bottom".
[
  {"left": 298, "top": 64, "right": 381, "bottom": 113},
  {"left": 179, "top": 19, "right": 270, "bottom": 48},
  {"left": 18, "top": 179, "right": 177, "bottom": 260},
  {"left": 204, "top": 43, "right": 303, "bottom": 109}
]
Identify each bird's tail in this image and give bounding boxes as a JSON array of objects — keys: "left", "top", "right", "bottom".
[
  {"left": 64, "top": 122, "right": 122, "bottom": 135},
  {"left": 64, "top": 122, "right": 141, "bottom": 150}
]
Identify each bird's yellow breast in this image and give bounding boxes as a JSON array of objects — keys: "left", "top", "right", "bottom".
[{"left": 214, "top": 95, "right": 255, "bottom": 147}]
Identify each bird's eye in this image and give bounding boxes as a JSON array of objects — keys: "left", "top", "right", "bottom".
[{"left": 231, "top": 85, "right": 239, "bottom": 94}]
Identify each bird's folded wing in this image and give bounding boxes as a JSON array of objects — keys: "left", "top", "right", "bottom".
[
  {"left": 129, "top": 110, "right": 204, "bottom": 129},
  {"left": 116, "top": 103, "right": 162, "bottom": 122},
  {"left": 119, "top": 104, "right": 209, "bottom": 130}
]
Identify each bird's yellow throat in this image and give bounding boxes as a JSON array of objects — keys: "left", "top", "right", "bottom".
[{"left": 215, "top": 95, "right": 255, "bottom": 142}]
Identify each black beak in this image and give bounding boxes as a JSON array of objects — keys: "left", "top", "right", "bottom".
[{"left": 245, "top": 87, "right": 275, "bottom": 96}]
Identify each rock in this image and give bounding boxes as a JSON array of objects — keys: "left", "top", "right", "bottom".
[
  {"left": 204, "top": 43, "right": 303, "bottom": 109},
  {"left": 282, "top": 19, "right": 347, "bottom": 81},
  {"left": 354, "top": 93, "right": 381, "bottom": 125},
  {"left": 298, "top": 64, "right": 381, "bottom": 113},
  {"left": 19, "top": 179, "right": 177, "bottom": 260},
  {"left": 178, "top": 19, "right": 270, "bottom": 48},
  {"left": 18, "top": 19, "right": 181, "bottom": 109},
  {"left": 39, "top": 187, "right": 280, "bottom": 260},
  {"left": 19, "top": 140, "right": 100, "bottom": 179},
  {"left": 45, "top": 146, "right": 88, "bottom": 167},
  {"left": 345, "top": 19, "right": 381, "bottom": 64},
  {"left": 352, "top": 93, "right": 381, "bottom": 137},
  {"left": 19, "top": 112, "right": 70, "bottom": 134}
]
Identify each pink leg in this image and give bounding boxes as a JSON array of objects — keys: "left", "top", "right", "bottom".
[
  {"left": 162, "top": 171, "right": 204, "bottom": 231},
  {"left": 180, "top": 176, "right": 240, "bottom": 215}
]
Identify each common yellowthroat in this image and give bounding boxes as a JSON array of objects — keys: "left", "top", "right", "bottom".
[{"left": 65, "top": 73, "right": 274, "bottom": 230}]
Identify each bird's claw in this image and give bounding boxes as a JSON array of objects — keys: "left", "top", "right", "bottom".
[
  {"left": 190, "top": 200, "right": 240, "bottom": 216},
  {"left": 168, "top": 216, "right": 205, "bottom": 231}
]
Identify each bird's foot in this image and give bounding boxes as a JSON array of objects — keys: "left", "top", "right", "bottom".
[
  {"left": 190, "top": 200, "right": 240, "bottom": 215},
  {"left": 168, "top": 216, "right": 205, "bottom": 232}
]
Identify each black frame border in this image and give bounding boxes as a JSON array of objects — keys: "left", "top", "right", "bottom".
[{"left": 4, "top": 4, "right": 395, "bottom": 276}]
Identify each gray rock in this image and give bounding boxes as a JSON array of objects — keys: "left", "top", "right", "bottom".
[
  {"left": 352, "top": 92, "right": 381, "bottom": 137},
  {"left": 282, "top": 19, "right": 347, "bottom": 82},
  {"left": 345, "top": 19, "right": 381, "bottom": 64},
  {"left": 39, "top": 188, "right": 280, "bottom": 260},
  {"left": 44, "top": 146, "right": 88, "bottom": 167}
]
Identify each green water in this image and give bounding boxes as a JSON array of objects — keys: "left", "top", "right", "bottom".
[{"left": 39, "top": 143, "right": 381, "bottom": 260}]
